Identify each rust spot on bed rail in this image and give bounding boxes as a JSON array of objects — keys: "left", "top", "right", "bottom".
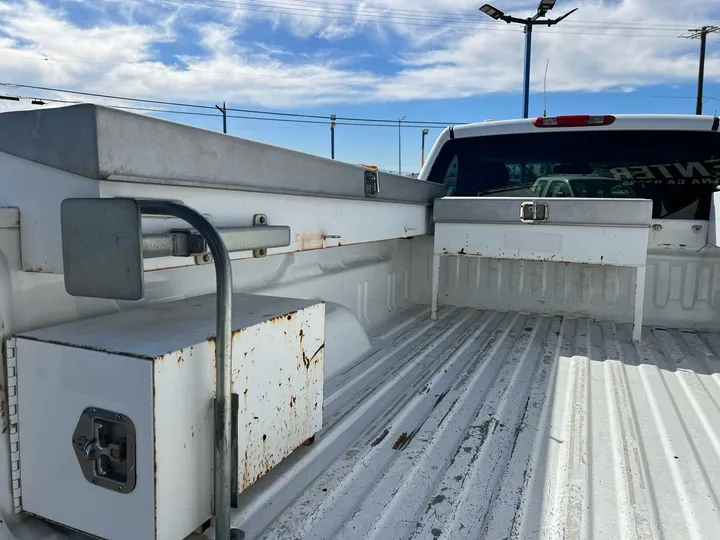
[{"left": 392, "top": 429, "right": 418, "bottom": 450}]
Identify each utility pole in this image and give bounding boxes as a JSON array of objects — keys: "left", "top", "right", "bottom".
[
  {"left": 330, "top": 114, "right": 336, "bottom": 159},
  {"left": 398, "top": 116, "right": 404, "bottom": 174},
  {"left": 421, "top": 129, "right": 430, "bottom": 167},
  {"left": 215, "top": 102, "right": 227, "bottom": 133},
  {"left": 480, "top": 1, "right": 577, "bottom": 118},
  {"left": 682, "top": 26, "right": 719, "bottom": 115},
  {"left": 543, "top": 58, "right": 550, "bottom": 117}
]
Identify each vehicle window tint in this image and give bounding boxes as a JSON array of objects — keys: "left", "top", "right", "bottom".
[
  {"left": 443, "top": 156, "right": 458, "bottom": 195},
  {"left": 426, "top": 130, "right": 720, "bottom": 219},
  {"left": 548, "top": 180, "right": 571, "bottom": 197},
  {"left": 533, "top": 179, "right": 548, "bottom": 195}
]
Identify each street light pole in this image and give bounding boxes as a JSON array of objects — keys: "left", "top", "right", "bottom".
[
  {"left": 398, "top": 116, "right": 404, "bottom": 174},
  {"left": 330, "top": 114, "right": 336, "bottom": 159},
  {"left": 421, "top": 129, "right": 430, "bottom": 167},
  {"left": 480, "top": 1, "right": 577, "bottom": 119},
  {"left": 523, "top": 24, "right": 533, "bottom": 119}
]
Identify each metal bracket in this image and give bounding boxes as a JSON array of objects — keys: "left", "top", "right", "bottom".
[
  {"left": 4, "top": 338, "right": 22, "bottom": 513},
  {"left": 195, "top": 214, "right": 287, "bottom": 264},
  {"left": 252, "top": 214, "right": 268, "bottom": 258},
  {"left": 520, "top": 201, "right": 549, "bottom": 223},
  {"left": 61, "top": 198, "right": 237, "bottom": 540},
  {"left": 229, "top": 393, "right": 239, "bottom": 509},
  {"left": 72, "top": 407, "right": 137, "bottom": 494}
]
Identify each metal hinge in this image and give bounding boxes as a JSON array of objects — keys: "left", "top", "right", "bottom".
[{"left": 4, "top": 338, "right": 21, "bottom": 513}]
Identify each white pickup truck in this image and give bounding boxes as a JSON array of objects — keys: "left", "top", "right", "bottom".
[{"left": 0, "top": 107, "right": 719, "bottom": 540}]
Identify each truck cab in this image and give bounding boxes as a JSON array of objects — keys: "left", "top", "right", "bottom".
[{"left": 422, "top": 114, "right": 720, "bottom": 221}]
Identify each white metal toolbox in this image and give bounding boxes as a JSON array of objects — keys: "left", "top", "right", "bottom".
[
  {"left": 431, "top": 197, "right": 652, "bottom": 341},
  {"left": 11, "top": 293, "right": 325, "bottom": 540}
]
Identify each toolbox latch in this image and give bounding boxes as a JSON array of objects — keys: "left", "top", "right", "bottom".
[{"left": 72, "top": 408, "right": 136, "bottom": 494}]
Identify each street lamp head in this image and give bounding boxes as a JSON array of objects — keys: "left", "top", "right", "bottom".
[
  {"left": 422, "top": 129, "right": 430, "bottom": 135},
  {"left": 479, "top": 4, "right": 505, "bottom": 20},
  {"left": 537, "top": 0, "right": 556, "bottom": 13}
]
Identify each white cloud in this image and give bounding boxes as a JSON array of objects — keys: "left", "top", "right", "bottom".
[{"left": 0, "top": 0, "right": 717, "bottom": 109}]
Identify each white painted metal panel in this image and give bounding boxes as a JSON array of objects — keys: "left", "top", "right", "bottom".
[
  {"left": 434, "top": 223, "right": 650, "bottom": 267},
  {"left": 14, "top": 340, "right": 155, "bottom": 540},
  {"left": 431, "top": 220, "right": 650, "bottom": 340},
  {"left": 14, "top": 293, "right": 324, "bottom": 540},
  {"left": 0, "top": 104, "right": 442, "bottom": 204},
  {"left": 710, "top": 192, "right": 720, "bottom": 247},
  {"left": 407, "top": 234, "right": 720, "bottom": 331},
  {"left": 231, "top": 303, "right": 324, "bottom": 490},
  {"left": 651, "top": 219, "right": 708, "bottom": 250},
  {"left": 234, "top": 308, "right": 720, "bottom": 540},
  {"left": 0, "top": 149, "right": 429, "bottom": 274},
  {"left": 100, "top": 181, "right": 429, "bottom": 272},
  {"left": 0, "top": 207, "right": 19, "bottom": 229},
  {"left": 0, "top": 151, "right": 100, "bottom": 273}
]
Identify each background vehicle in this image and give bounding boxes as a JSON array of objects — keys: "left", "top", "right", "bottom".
[
  {"left": 531, "top": 175, "right": 636, "bottom": 198},
  {"left": 0, "top": 107, "right": 719, "bottom": 540}
]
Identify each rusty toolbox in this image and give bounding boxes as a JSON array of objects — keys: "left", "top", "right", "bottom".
[{"left": 11, "top": 293, "right": 325, "bottom": 540}]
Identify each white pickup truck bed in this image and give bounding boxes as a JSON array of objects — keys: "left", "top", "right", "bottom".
[
  {"left": 2, "top": 107, "right": 720, "bottom": 540},
  {"left": 236, "top": 308, "right": 720, "bottom": 540}
]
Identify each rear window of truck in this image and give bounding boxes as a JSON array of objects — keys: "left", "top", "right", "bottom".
[{"left": 427, "top": 130, "right": 720, "bottom": 219}]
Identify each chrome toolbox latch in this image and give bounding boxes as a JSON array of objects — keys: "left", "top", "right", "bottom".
[
  {"left": 520, "top": 201, "right": 549, "bottom": 223},
  {"left": 72, "top": 408, "right": 136, "bottom": 493}
]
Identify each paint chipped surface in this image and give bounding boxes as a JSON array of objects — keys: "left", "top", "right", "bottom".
[
  {"left": 233, "top": 308, "right": 720, "bottom": 540},
  {"left": 233, "top": 302, "right": 325, "bottom": 490}
]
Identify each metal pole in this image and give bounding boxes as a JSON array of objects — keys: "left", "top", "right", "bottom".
[
  {"left": 523, "top": 22, "right": 533, "bottom": 119},
  {"left": 330, "top": 114, "right": 336, "bottom": 159},
  {"left": 421, "top": 129, "right": 429, "bottom": 167},
  {"left": 697, "top": 28, "right": 708, "bottom": 115},
  {"left": 216, "top": 102, "right": 228, "bottom": 134},
  {"left": 481, "top": 5, "right": 577, "bottom": 119},
  {"left": 137, "top": 200, "right": 236, "bottom": 540},
  {"left": 398, "top": 117, "right": 405, "bottom": 174}
]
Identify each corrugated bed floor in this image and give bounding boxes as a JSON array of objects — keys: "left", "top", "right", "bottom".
[{"left": 232, "top": 307, "right": 720, "bottom": 540}]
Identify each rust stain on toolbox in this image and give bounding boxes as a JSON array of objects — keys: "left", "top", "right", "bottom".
[{"left": 229, "top": 301, "right": 325, "bottom": 491}]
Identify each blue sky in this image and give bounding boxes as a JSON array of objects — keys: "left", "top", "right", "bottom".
[{"left": 0, "top": 0, "right": 718, "bottom": 172}]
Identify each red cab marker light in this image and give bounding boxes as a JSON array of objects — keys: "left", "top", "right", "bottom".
[{"left": 533, "top": 115, "right": 616, "bottom": 127}]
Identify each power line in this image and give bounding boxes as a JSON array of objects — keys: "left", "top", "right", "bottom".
[
  {"left": 1, "top": 82, "right": 463, "bottom": 125},
  {"left": 184, "top": 0, "right": 712, "bottom": 29},
  {"left": 0, "top": 91, "right": 455, "bottom": 129},
  {"left": 1, "top": 83, "right": 215, "bottom": 110},
  {"left": 152, "top": 0, "right": 711, "bottom": 32}
]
